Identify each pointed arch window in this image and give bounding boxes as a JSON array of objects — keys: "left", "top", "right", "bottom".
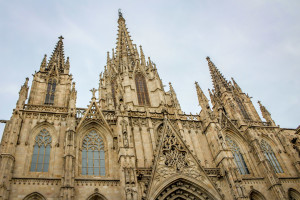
[
  {"left": 45, "top": 78, "right": 56, "bottom": 105},
  {"left": 135, "top": 73, "right": 150, "bottom": 106},
  {"left": 225, "top": 136, "right": 250, "bottom": 175},
  {"left": 30, "top": 129, "right": 52, "bottom": 172},
  {"left": 261, "top": 140, "right": 283, "bottom": 173},
  {"left": 235, "top": 97, "right": 250, "bottom": 120},
  {"left": 82, "top": 130, "right": 105, "bottom": 176}
]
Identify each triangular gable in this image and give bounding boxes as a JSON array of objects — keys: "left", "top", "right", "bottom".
[
  {"left": 76, "top": 98, "right": 112, "bottom": 135},
  {"left": 220, "top": 112, "right": 240, "bottom": 134},
  {"left": 145, "top": 119, "right": 222, "bottom": 199}
]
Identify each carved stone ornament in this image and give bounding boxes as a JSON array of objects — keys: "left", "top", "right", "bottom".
[{"left": 153, "top": 125, "right": 206, "bottom": 187}]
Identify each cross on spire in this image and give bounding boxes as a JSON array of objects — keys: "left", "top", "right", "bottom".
[{"left": 118, "top": 9, "right": 123, "bottom": 18}]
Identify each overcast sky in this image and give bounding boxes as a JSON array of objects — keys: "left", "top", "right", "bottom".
[{"left": 0, "top": 0, "right": 299, "bottom": 137}]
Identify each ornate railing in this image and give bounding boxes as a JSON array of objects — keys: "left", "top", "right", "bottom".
[
  {"left": 23, "top": 104, "right": 68, "bottom": 113},
  {"left": 76, "top": 108, "right": 117, "bottom": 124},
  {"left": 244, "top": 120, "right": 271, "bottom": 127},
  {"left": 179, "top": 114, "right": 200, "bottom": 121},
  {"left": 204, "top": 168, "right": 222, "bottom": 177}
]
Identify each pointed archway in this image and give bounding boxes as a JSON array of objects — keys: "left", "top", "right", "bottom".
[
  {"left": 23, "top": 192, "right": 46, "bottom": 200},
  {"left": 87, "top": 193, "right": 108, "bottom": 200},
  {"left": 249, "top": 190, "right": 266, "bottom": 200},
  {"left": 288, "top": 188, "right": 300, "bottom": 200},
  {"left": 154, "top": 178, "right": 218, "bottom": 200}
]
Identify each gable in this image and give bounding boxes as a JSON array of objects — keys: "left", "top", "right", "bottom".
[{"left": 146, "top": 119, "right": 222, "bottom": 200}]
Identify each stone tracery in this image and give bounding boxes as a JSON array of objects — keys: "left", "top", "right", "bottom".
[{"left": 162, "top": 126, "right": 188, "bottom": 171}]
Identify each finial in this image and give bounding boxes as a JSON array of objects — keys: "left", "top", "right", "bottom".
[
  {"left": 25, "top": 77, "right": 29, "bottom": 86},
  {"left": 58, "top": 35, "right": 64, "bottom": 40},
  {"left": 90, "top": 88, "right": 97, "bottom": 99},
  {"left": 118, "top": 9, "right": 123, "bottom": 18}
]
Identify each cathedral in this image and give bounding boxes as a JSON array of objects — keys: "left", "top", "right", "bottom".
[{"left": 1, "top": 11, "right": 300, "bottom": 200}]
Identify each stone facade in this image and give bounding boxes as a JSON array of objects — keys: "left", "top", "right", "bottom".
[{"left": 0, "top": 11, "right": 300, "bottom": 200}]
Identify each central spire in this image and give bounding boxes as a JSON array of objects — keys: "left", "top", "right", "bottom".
[
  {"left": 47, "top": 36, "right": 66, "bottom": 73},
  {"left": 206, "top": 56, "right": 230, "bottom": 94},
  {"left": 115, "top": 10, "right": 136, "bottom": 64}
]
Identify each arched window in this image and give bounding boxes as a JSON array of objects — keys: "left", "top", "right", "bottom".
[
  {"left": 235, "top": 97, "right": 250, "bottom": 120},
  {"left": 30, "top": 129, "right": 52, "bottom": 172},
  {"left": 261, "top": 140, "right": 283, "bottom": 173},
  {"left": 82, "top": 130, "right": 105, "bottom": 176},
  {"left": 288, "top": 188, "right": 300, "bottom": 200},
  {"left": 45, "top": 78, "right": 56, "bottom": 105},
  {"left": 135, "top": 74, "right": 150, "bottom": 106},
  {"left": 225, "top": 136, "right": 250, "bottom": 175},
  {"left": 111, "top": 81, "right": 116, "bottom": 107}
]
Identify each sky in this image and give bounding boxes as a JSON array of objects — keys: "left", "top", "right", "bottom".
[{"left": 0, "top": 0, "right": 299, "bottom": 137}]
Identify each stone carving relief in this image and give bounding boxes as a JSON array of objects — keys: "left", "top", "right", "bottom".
[{"left": 153, "top": 125, "right": 206, "bottom": 187}]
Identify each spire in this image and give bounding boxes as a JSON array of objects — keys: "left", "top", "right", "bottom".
[
  {"left": 206, "top": 56, "right": 230, "bottom": 94},
  {"left": 195, "top": 82, "right": 210, "bottom": 110},
  {"left": 65, "top": 57, "right": 70, "bottom": 74},
  {"left": 168, "top": 82, "right": 181, "bottom": 110},
  {"left": 16, "top": 77, "right": 29, "bottom": 110},
  {"left": 115, "top": 10, "right": 136, "bottom": 64},
  {"left": 139, "top": 45, "right": 146, "bottom": 66},
  {"left": 231, "top": 77, "right": 242, "bottom": 93},
  {"left": 40, "top": 54, "right": 47, "bottom": 71},
  {"left": 258, "top": 101, "right": 275, "bottom": 126},
  {"left": 47, "top": 36, "right": 66, "bottom": 73}
]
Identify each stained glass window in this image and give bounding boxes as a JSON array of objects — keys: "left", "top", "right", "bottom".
[
  {"left": 30, "top": 129, "right": 52, "bottom": 172},
  {"left": 82, "top": 130, "right": 105, "bottom": 176},
  {"left": 45, "top": 79, "right": 56, "bottom": 105},
  {"left": 261, "top": 140, "right": 283, "bottom": 173},
  {"left": 225, "top": 136, "right": 250, "bottom": 175},
  {"left": 135, "top": 74, "right": 150, "bottom": 106}
]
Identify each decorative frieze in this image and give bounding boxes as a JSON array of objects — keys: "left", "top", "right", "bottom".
[
  {"left": 12, "top": 177, "right": 60, "bottom": 186},
  {"left": 75, "top": 179, "right": 120, "bottom": 186},
  {"left": 23, "top": 104, "right": 68, "bottom": 113}
]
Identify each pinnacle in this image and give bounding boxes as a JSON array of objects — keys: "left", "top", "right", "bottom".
[
  {"left": 206, "top": 56, "right": 230, "bottom": 93},
  {"left": 47, "top": 36, "right": 66, "bottom": 73}
]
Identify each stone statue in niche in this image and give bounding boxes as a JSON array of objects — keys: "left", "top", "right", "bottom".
[{"left": 123, "top": 131, "right": 129, "bottom": 147}]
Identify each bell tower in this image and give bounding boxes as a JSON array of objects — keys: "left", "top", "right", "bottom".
[
  {"left": 206, "top": 56, "right": 262, "bottom": 123},
  {"left": 28, "top": 36, "right": 72, "bottom": 108},
  {"left": 98, "top": 11, "right": 181, "bottom": 114}
]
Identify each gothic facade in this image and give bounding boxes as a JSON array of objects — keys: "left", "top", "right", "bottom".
[{"left": 0, "top": 11, "right": 300, "bottom": 200}]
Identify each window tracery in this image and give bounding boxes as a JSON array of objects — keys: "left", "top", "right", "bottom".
[
  {"left": 45, "top": 78, "right": 56, "bottom": 105},
  {"left": 162, "top": 126, "right": 188, "bottom": 171},
  {"left": 260, "top": 140, "right": 283, "bottom": 173},
  {"left": 82, "top": 130, "right": 105, "bottom": 176},
  {"left": 235, "top": 97, "right": 250, "bottom": 120},
  {"left": 135, "top": 73, "right": 150, "bottom": 106},
  {"left": 225, "top": 136, "right": 249, "bottom": 175},
  {"left": 30, "top": 129, "right": 52, "bottom": 172}
]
